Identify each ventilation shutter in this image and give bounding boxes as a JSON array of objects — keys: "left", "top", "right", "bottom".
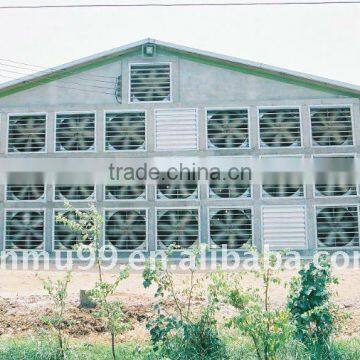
[
  {"left": 157, "top": 173, "right": 198, "bottom": 199},
  {"left": 207, "top": 109, "right": 249, "bottom": 149},
  {"left": 262, "top": 206, "right": 307, "bottom": 249},
  {"left": 314, "top": 156, "right": 357, "bottom": 197},
  {"left": 259, "top": 108, "right": 301, "bottom": 148},
  {"left": 209, "top": 177, "right": 251, "bottom": 199},
  {"left": 155, "top": 109, "right": 197, "bottom": 150},
  {"left": 54, "top": 210, "right": 91, "bottom": 250},
  {"left": 56, "top": 113, "right": 95, "bottom": 152},
  {"left": 105, "top": 209, "right": 147, "bottom": 250},
  {"left": 316, "top": 206, "right": 359, "bottom": 248},
  {"left": 8, "top": 114, "right": 46, "bottom": 153},
  {"left": 105, "top": 184, "right": 146, "bottom": 200},
  {"left": 105, "top": 111, "right": 145, "bottom": 151},
  {"left": 5, "top": 210, "right": 44, "bottom": 250},
  {"left": 54, "top": 185, "right": 95, "bottom": 201},
  {"left": 311, "top": 106, "right": 353, "bottom": 146},
  {"left": 130, "top": 63, "right": 171, "bottom": 102},
  {"left": 7, "top": 184, "right": 45, "bottom": 201},
  {"left": 209, "top": 208, "right": 252, "bottom": 249},
  {"left": 157, "top": 209, "right": 199, "bottom": 249}
]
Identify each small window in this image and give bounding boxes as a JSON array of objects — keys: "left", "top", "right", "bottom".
[
  {"left": 8, "top": 114, "right": 46, "bottom": 153},
  {"left": 56, "top": 113, "right": 95, "bottom": 152},
  {"left": 130, "top": 63, "right": 171, "bottom": 103},
  {"left": 207, "top": 109, "right": 249, "bottom": 149},
  {"left": 259, "top": 108, "right": 301, "bottom": 148},
  {"left": 105, "top": 111, "right": 145, "bottom": 151},
  {"left": 311, "top": 106, "right": 353, "bottom": 146}
]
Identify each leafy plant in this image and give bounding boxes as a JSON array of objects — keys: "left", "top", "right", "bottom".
[
  {"left": 143, "top": 245, "right": 226, "bottom": 359},
  {"left": 39, "top": 271, "right": 72, "bottom": 359},
  {"left": 211, "top": 247, "right": 294, "bottom": 360},
  {"left": 288, "top": 257, "right": 344, "bottom": 359},
  {"left": 89, "top": 268, "right": 130, "bottom": 360},
  {"left": 55, "top": 201, "right": 103, "bottom": 281}
]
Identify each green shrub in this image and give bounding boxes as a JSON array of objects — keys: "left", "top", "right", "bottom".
[
  {"left": 212, "top": 247, "right": 294, "bottom": 360},
  {"left": 39, "top": 271, "right": 72, "bottom": 359},
  {"left": 287, "top": 257, "right": 343, "bottom": 359},
  {"left": 143, "top": 245, "right": 227, "bottom": 359},
  {"left": 89, "top": 268, "right": 130, "bottom": 360}
]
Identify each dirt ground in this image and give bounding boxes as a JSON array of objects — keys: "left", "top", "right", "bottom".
[{"left": 0, "top": 268, "right": 359, "bottom": 342}]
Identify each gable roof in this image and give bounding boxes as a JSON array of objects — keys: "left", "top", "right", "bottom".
[{"left": 1, "top": 38, "right": 360, "bottom": 98}]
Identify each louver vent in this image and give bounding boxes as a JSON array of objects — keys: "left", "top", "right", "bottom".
[
  {"left": 8, "top": 114, "right": 46, "bottom": 153},
  {"left": 262, "top": 206, "right": 307, "bottom": 249},
  {"left": 314, "top": 156, "right": 357, "bottom": 197},
  {"left": 54, "top": 185, "right": 95, "bottom": 201},
  {"left": 316, "top": 206, "right": 359, "bottom": 248},
  {"left": 155, "top": 108, "right": 197, "bottom": 150},
  {"left": 207, "top": 109, "right": 249, "bottom": 149},
  {"left": 262, "top": 172, "right": 303, "bottom": 198},
  {"left": 7, "top": 184, "right": 45, "bottom": 201},
  {"left": 130, "top": 63, "right": 171, "bottom": 102},
  {"left": 157, "top": 209, "right": 199, "bottom": 249},
  {"left": 209, "top": 208, "right": 252, "bottom": 249},
  {"left": 311, "top": 106, "right": 353, "bottom": 146},
  {"left": 56, "top": 113, "right": 95, "bottom": 152},
  {"left": 105, "top": 209, "right": 147, "bottom": 250},
  {"left": 105, "top": 184, "right": 146, "bottom": 200},
  {"left": 5, "top": 210, "right": 44, "bottom": 250},
  {"left": 105, "top": 111, "right": 145, "bottom": 151},
  {"left": 259, "top": 108, "right": 301, "bottom": 147},
  {"left": 157, "top": 175, "right": 198, "bottom": 200},
  {"left": 209, "top": 178, "right": 251, "bottom": 199},
  {"left": 54, "top": 210, "right": 91, "bottom": 250}
]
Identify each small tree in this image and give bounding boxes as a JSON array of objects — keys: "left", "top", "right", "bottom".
[
  {"left": 143, "top": 245, "right": 226, "bottom": 359},
  {"left": 40, "top": 271, "right": 72, "bottom": 359},
  {"left": 212, "top": 247, "right": 293, "bottom": 360},
  {"left": 288, "top": 258, "right": 343, "bottom": 359},
  {"left": 90, "top": 268, "right": 130, "bottom": 360},
  {"left": 55, "top": 200, "right": 103, "bottom": 281},
  {"left": 56, "top": 201, "right": 131, "bottom": 359}
]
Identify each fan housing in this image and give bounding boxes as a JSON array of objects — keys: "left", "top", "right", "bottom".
[
  {"left": 207, "top": 109, "right": 249, "bottom": 149},
  {"left": 105, "top": 210, "right": 147, "bottom": 250},
  {"left": 5, "top": 210, "right": 44, "bottom": 250},
  {"left": 209, "top": 208, "right": 252, "bottom": 249}
]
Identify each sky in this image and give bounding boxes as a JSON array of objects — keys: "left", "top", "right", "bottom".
[{"left": 0, "top": 0, "right": 359, "bottom": 86}]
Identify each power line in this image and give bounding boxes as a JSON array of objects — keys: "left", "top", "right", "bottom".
[
  {"left": 0, "top": 1, "right": 359, "bottom": 9},
  {"left": 0, "top": 61, "right": 117, "bottom": 85},
  {"left": 0, "top": 71, "right": 115, "bottom": 95},
  {"left": 0, "top": 58, "right": 117, "bottom": 81},
  {"left": 0, "top": 67, "right": 116, "bottom": 92}
]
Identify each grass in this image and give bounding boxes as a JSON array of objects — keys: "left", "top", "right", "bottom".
[{"left": 0, "top": 337, "right": 360, "bottom": 359}]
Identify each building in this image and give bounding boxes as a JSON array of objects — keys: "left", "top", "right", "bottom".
[{"left": 0, "top": 39, "right": 359, "bottom": 257}]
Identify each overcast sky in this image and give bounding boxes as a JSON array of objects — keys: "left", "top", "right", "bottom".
[{"left": 0, "top": 0, "right": 359, "bottom": 86}]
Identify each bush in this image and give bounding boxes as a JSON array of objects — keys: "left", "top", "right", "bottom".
[
  {"left": 211, "top": 247, "right": 294, "bottom": 360},
  {"left": 143, "top": 245, "right": 227, "bottom": 359},
  {"left": 287, "top": 257, "right": 343, "bottom": 359}
]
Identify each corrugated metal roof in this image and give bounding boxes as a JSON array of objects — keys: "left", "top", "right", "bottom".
[{"left": 0, "top": 38, "right": 359, "bottom": 98}]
